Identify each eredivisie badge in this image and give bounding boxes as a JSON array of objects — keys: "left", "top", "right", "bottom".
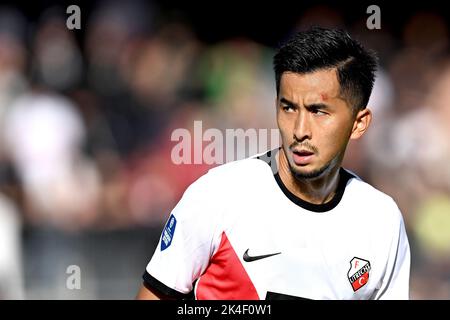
[{"left": 347, "top": 257, "right": 371, "bottom": 292}]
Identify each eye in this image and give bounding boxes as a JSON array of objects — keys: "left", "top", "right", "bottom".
[
  {"left": 311, "top": 108, "right": 327, "bottom": 116},
  {"left": 281, "top": 105, "right": 296, "bottom": 113}
]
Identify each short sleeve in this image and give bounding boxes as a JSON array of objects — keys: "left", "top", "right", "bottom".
[
  {"left": 143, "top": 172, "right": 222, "bottom": 298},
  {"left": 375, "top": 204, "right": 411, "bottom": 300}
]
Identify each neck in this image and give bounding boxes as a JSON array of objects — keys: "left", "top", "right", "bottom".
[{"left": 277, "top": 148, "right": 341, "bottom": 205}]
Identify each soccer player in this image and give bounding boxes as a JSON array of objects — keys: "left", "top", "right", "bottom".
[{"left": 136, "top": 27, "right": 410, "bottom": 300}]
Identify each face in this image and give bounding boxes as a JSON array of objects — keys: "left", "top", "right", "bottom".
[{"left": 276, "top": 69, "right": 371, "bottom": 180}]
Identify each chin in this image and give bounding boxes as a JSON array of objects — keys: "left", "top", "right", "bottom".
[{"left": 289, "top": 162, "right": 330, "bottom": 180}]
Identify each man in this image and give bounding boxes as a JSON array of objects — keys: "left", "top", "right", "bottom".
[{"left": 137, "top": 27, "right": 410, "bottom": 300}]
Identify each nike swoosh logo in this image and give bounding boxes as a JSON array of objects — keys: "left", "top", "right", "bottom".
[{"left": 243, "top": 249, "right": 281, "bottom": 262}]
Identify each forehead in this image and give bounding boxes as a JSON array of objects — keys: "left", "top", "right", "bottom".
[{"left": 279, "top": 69, "right": 342, "bottom": 102}]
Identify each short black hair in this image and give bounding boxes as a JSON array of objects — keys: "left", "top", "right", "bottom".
[{"left": 273, "top": 26, "right": 378, "bottom": 113}]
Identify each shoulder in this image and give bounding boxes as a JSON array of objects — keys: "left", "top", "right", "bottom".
[
  {"left": 173, "top": 153, "right": 272, "bottom": 226},
  {"left": 344, "top": 169, "right": 403, "bottom": 223},
  {"left": 189, "top": 152, "right": 272, "bottom": 191}
]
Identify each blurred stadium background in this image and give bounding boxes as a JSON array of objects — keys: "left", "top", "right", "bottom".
[{"left": 0, "top": 0, "right": 449, "bottom": 299}]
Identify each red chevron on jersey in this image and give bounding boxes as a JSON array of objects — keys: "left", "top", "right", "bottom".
[{"left": 196, "top": 232, "right": 259, "bottom": 299}]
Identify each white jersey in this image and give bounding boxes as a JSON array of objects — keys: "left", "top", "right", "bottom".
[{"left": 144, "top": 149, "right": 410, "bottom": 300}]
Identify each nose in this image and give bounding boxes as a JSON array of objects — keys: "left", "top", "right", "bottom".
[{"left": 293, "top": 111, "right": 312, "bottom": 142}]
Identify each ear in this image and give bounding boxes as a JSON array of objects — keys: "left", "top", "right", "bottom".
[{"left": 350, "top": 108, "right": 372, "bottom": 140}]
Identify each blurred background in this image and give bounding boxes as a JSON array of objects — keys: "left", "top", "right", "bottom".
[{"left": 0, "top": 0, "right": 449, "bottom": 299}]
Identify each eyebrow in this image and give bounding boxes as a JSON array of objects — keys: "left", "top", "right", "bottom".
[
  {"left": 279, "top": 97, "right": 296, "bottom": 106},
  {"left": 279, "top": 97, "right": 331, "bottom": 110}
]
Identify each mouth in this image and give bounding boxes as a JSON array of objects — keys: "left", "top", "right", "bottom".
[{"left": 291, "top": 149, "right": 315, "bottom": 166}]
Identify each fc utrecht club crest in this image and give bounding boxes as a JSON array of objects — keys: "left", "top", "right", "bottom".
[{"left": 347, "top": 257, "right": 371, "bottom": 292}]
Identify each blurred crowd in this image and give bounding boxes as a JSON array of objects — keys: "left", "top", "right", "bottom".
[{"left": 0, "top": 1, "right": 448, "bottom": 299}]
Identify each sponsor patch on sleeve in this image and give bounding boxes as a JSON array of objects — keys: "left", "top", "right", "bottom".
[{"left": 161, "top": 214, "right": 177, "bottom": 251}]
